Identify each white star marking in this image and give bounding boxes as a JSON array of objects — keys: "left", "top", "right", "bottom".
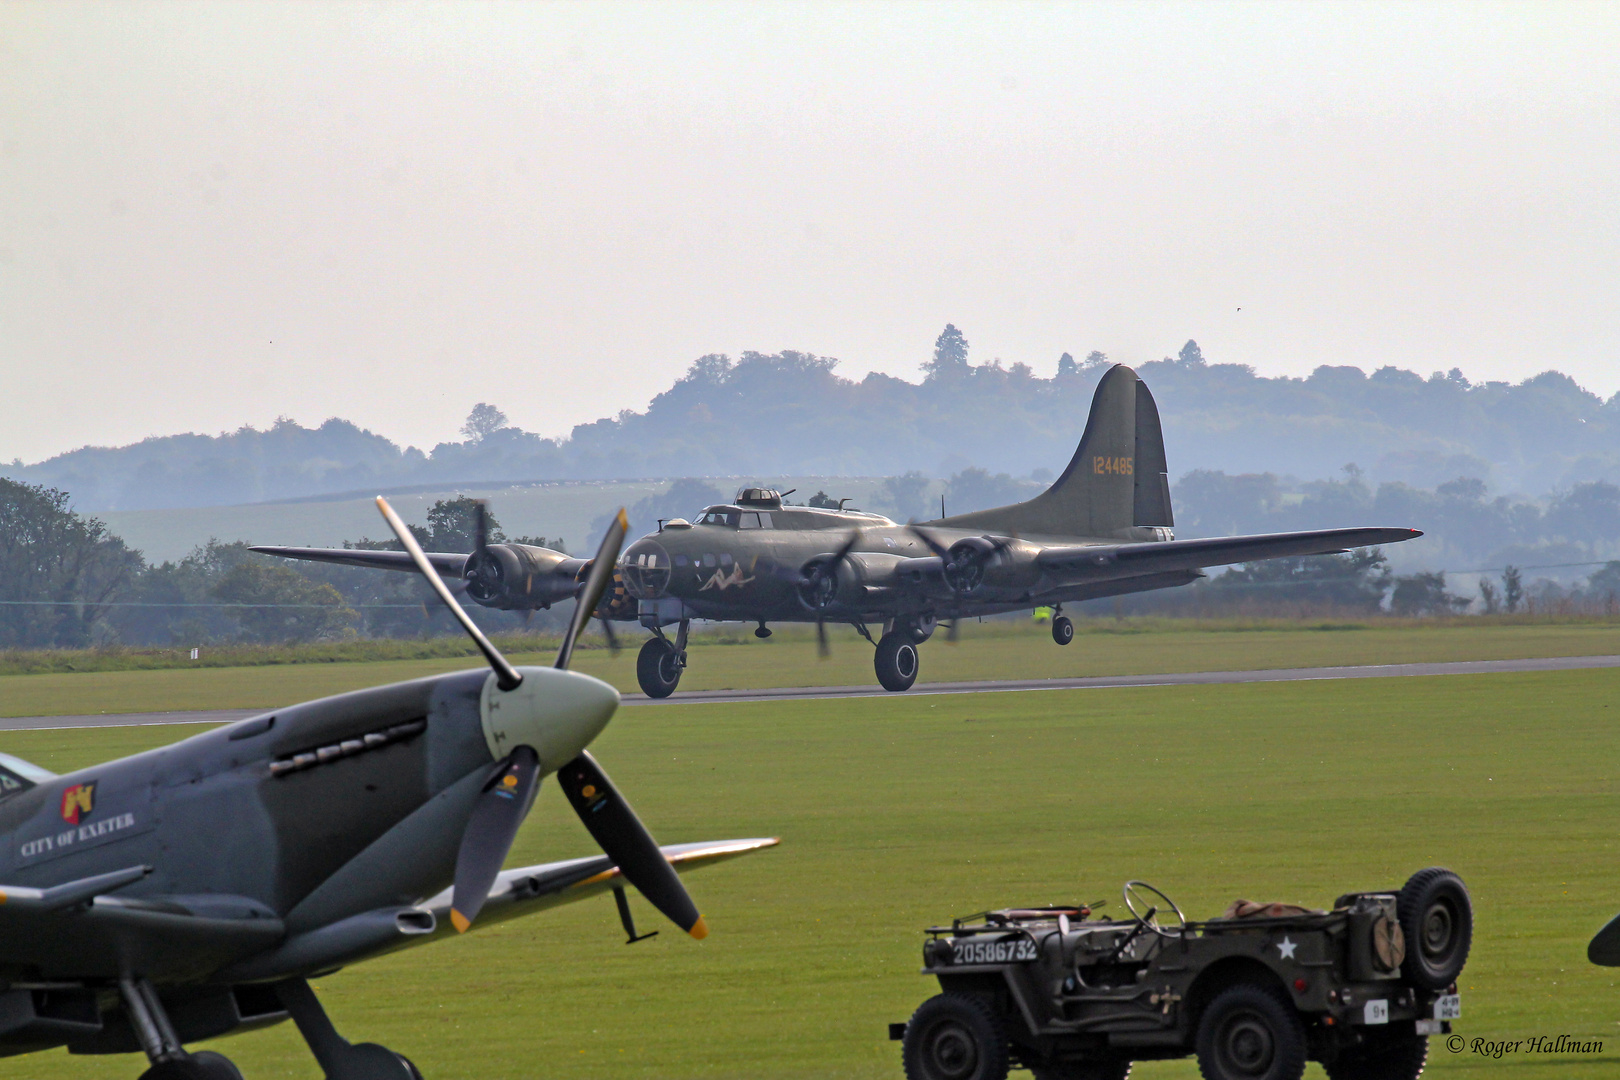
[{"left": 1277, "top": 936, "right": 1298, "bottom": 960}]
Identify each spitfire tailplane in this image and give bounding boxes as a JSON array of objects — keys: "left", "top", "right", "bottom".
[{"left": 939, "top": 364, "right": 1173, "bottom": 540}]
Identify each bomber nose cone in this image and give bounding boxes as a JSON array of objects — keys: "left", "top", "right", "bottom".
[
  {"left": 479, "top": 667, "right": 620, "bottom": 770},
  {"left": 621, "top": 538, "right": 672, "bottom": 599}
]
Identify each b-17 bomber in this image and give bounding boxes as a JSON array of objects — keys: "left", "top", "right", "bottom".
[{"left": 256, "top": 365, "right": 1421, "bottom": 699}]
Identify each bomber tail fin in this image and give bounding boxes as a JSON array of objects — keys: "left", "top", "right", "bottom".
[{"left": 939, "top": 364, "right": 1172, "bottom": 540}]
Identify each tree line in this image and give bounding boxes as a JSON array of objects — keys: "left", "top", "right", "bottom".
[
  {"left": 0, "top": 479, "right": 567, "bottom": 650},
  {"left": 8, "top": 327, "right": 1620, "bottom": 512}
]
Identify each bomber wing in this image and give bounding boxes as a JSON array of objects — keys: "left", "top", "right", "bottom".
[
  {"left": 219, "top": 838, "right": 780, "bottom": 982},
  {"left": 1037, "top": 527, "right": 1420, "bottom": 577},
  {"left": 249, "top": 546, "right": 469, "bottom": 576}
]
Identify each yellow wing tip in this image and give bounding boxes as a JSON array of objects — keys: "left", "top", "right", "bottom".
[
  {"left": 616, "top": 508, "right": 628, "bottom": 530},
  {"left": 688, "top": 915, "right": 709, "bottom": 940},
  {"left": 450, "top": 909, "right": 471, "bottom": 934}
]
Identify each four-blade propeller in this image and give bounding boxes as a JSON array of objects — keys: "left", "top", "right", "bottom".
[
  {"left": 795, "top": 530, "right": 863, "bottom": 657},
  {"left": 373, "top": 497, "right": 704, "bottom": 939}
]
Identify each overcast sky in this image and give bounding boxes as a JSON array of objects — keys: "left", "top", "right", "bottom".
[{"left": 3, "top": 1, "right": 1617, "bottom": 464}]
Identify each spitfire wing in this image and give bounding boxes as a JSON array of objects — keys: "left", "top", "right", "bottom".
[
  {"left": 1037, "top": 527, "right": 1422, "bottom": 575},
  {"left": 0, "top": 868, "right": 286, "bottom": 979},
  {"left": 420, "top": 837, "right": 780, "bottom": 934},
  {"left": 220, "top": 838, "right": 781, "bottom": 982},
  {"left": 249, "top": 546, "right": 469, "bottom": 576}
]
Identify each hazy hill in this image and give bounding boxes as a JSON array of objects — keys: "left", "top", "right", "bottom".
[{"left": 8, "top": 335, "right": 1620, "bottom": 513}]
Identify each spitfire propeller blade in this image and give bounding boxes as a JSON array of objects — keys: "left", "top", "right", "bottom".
[
  {"left": 449, "top": 747, "right": 540, "bottom": 933},
  {"left": 557, "top": 509, "right": 628, "bottom": 671},
  {"left": 557, "top": 752, "right": 706, "bottom": 938},
  {"left": 376, "top": 496, "right": 523, "bottom": 692}
]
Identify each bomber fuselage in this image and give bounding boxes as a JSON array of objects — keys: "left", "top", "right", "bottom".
[{"left": 616, "top": 500, "right": 1175, "bottom": 628}]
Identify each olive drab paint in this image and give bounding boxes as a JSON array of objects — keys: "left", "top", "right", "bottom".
[{"left": 940, "top": 364, "right": 1167, "bottom": 540}]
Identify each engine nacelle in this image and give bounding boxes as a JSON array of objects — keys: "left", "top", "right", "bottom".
[
  {"left": 943, "top": 536, "right": 999, "bottom": 593},
  {"left": 463, "top": 544, "right": 587, "bottom": 610},
  {"left": 968, "top": 537, "right": 1042, "bottom": 593},
  {"left": 588, "top": 564, "right": 638, "bottom": 621},
  {"left": 797, "top": 551, "right": 911, "bottom": 613}
]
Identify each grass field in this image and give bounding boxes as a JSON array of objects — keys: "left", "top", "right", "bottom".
[
  {"left": 4, "top": 666, "right": 1619, "bottom": 1078},
  {"left": 3, "top": 618, "right": 1618, "bottom": 718}
]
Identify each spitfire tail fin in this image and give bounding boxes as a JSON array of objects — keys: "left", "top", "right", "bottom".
[{"left": 938, "top": 364, "right": 1173, "bottom": 540}]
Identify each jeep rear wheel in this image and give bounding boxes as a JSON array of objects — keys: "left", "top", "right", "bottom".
[
  {"left": 1195, "top": 983, "right": 1306, "bottom": 1080},
  {"left": 1323, "top": 1034, "right": 1427, "bottom": 1080},
  {"left": 902, "top": 993, "right": 1009, "bottom": 1080},
  {"left": 1397, "top": 868, "right": 1472, "bottom": 990}
]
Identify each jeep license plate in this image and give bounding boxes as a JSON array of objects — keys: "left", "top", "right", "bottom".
[
  {"left": 953, "top": 938, "right": 1037, "bottom": 963},
  {"left": 1434, "top": 994, "right": 1461, "bottom": 1020}
]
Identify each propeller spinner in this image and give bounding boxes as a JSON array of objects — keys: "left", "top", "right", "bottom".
[{"left": 372, "top": 497, "right": 706, "bottom": 938}]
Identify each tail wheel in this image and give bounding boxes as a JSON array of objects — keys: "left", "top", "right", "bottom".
[
  {"left": 875, "top": 632, "right": 919, "bottom": 692},
  {"left": 1323, "top": 1035, "right": 1427, "bottom": 1080},
  {"left": 902, "top": 993, "right": 1009, "bottom": 1080},
  {"left": 1051, "top": 616, "right": 1074, "bottom": 645},
  {"left": 1195, "top": 983, "right": 1307, "bottom": 1080},
  {"left": 1397, "top": 868, "right": 1472, "bottom": 989},
  {"left": 636, "top": 637, "right": 682, "bottom": 698}
]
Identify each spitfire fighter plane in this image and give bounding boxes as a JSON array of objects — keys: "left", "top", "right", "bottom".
[
  {"left": 0, "top": 501, "right": 774, "bottom": 1080},
  {"left": 257, "top": 364, "right": 1421, "bottom": 699}
]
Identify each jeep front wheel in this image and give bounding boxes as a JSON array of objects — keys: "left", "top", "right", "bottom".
[
  {"left": 902, "top": 993, "right": 1009, "bottom": 1080},
  {"left": 1195, "top": 983, "right": 1306, "bottom": 1080}
]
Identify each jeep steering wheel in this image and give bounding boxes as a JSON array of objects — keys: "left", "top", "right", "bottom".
[{"left": 1123, "top": 881, "right": 1186, "bottom": 938}]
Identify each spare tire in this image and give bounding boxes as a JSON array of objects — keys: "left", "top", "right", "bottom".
[{"left": 1397, "top": 867, "right": 1472, "bottom": 989}]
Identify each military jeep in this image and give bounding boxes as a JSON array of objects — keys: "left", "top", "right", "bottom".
[{"left": 891, "top": 868, "right": 1471, "bottom": 1080}]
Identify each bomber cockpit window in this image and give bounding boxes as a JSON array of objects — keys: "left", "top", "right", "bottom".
[
  {"left": 699, "top": 508, "right": 740, "bottom": 527},
  {"left": 739, "top": 512, "right": 773, "bottom": 529}
]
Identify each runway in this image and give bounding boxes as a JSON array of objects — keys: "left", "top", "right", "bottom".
[{"left": 4, "top": 653, "right": 1617, "bottom": 731}]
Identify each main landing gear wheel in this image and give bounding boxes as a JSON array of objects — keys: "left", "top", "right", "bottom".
[
  {"left": 139, "top": 1053, "right": 244, "bottom": 1080},
  {"left": 1194, "top": 983, "right": 1306, "bottom": 1080},
  {"left": 636, "top": 637, "right": 682, "bottom": 698},
  {"left": 1051, "top": 615, "right": 1074, "bottom": 645},
  {"left": 902, "top": 993, "right": 1009, "bottom": 1080},
  {"left": 875, "top": 631, "right": 919, "bottom": 692}
]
